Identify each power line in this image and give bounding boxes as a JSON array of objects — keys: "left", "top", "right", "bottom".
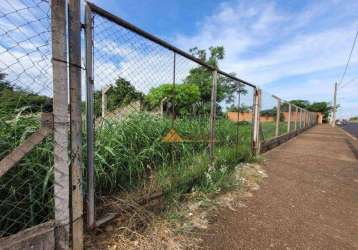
[
  {"left": 338, "top": 29, "right": 358, "bottom": 86},
  {"left": 340, "top": 75, "right": 358, "bottom": 89}
]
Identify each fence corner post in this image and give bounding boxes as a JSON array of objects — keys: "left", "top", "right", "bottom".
[{"left": 51, "top": 0, "right": 70, "bottom": 248}]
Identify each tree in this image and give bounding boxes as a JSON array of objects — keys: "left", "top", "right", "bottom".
[
  {"left": 289, "top": 99, "right": 333, "bottom": 123},
  {"left": 94, "top": 77, "right": 143, "bottom": 117},
  {"left": 307, "top": 102, "right": 333, "bottom": 122},
  {"left": 0, "top": 73, "right": 12, "bottom": 92},
  {"left": 145, "top": 83, "right": 200, "bottom": 115},
  {"left": 289, "top": 100, "right": 310, "bottom": 109},
  {"left": 184, "top": 46, "right": 248, "bottom": 114}
]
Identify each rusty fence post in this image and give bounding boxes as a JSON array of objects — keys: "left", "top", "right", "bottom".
[
  {"left": 85, "top": 3, "right": 96, "bottom": 230},
  {"left": 51, "top": 0, "right": 70, "bottom": 248},
  {"left": 287, "top": 103, "right": 291, "bottom": 133},
  {"left": 68, "top": 0, "right": 84, "bottom": 248},
  {"left": 209, "top": 70, "right": 218, "bottom": 159},
  {"left": 252, "top": 88, "right": 261, "bottom": 155},
  {"left": 275, "top": 97, "right": 281, "bottom": 137},
  {"left": 294, "top": 106, "right": 298, "bottom": 131}
]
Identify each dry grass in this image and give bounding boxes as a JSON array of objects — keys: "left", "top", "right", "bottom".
[{"left": 85, "top": 163, "right": 268, "bottom": 250}]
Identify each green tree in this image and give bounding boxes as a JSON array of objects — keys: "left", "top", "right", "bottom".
[
  {"left": 185, "top": 46, "right": 248, "bottom": 114},
  {"left": 289, "top": 100, "right": 310, "bottom": 109},
  {"left": 145, "top": 83, "right": 200, "bottom": 115},
  {"left": 94, "top": 77, "right": 143, "bottom": 117},
  {"left": 288, "top": 99, "right": 333, "bottom": 122},
  {"left": 307, "top": 102, "right": 333, "bottom": 122}
]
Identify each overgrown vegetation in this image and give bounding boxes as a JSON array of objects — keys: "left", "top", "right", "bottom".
[
  {"left": 0, "top": 114, "right": 54, "bottom": 236},
  {"left": 93, "top": 112, "right": 253, "bottom": 195},
  {"left": 0, "top": 73, "right": 52, "bottom": 118},
  {"left": 0, "top": 112, "right": 253, "bottom": 236}
]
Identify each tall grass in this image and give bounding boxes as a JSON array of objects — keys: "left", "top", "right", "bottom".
[
  {"left": 0, "top": 114, "right": 54, "bottom": 236},
  {"left": 93, "top": 113, "right": 253, "bottom": 194},
  {"left": 0, "top": 112, "right": 254, "bottom": 236}
]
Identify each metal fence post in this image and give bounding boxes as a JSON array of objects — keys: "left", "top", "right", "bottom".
[
  {"left": 287, "top": 103, "right": 291, "bottom": 133},
  {"left": 252, "top": 88, "right": 261, "bottom": 155},
  {"left": 209, "top": 70, "right": 218, "bottom": 159},
  {"left": 85, "top": 3, "right": 96, "bottom": 230},
  {"left": 304, "top": 111, "right": 307, "bottom": 128},
  {"left": 102, "top": 88, "right": 107, "bottom": 118},
  {"left": 294, "top": 106, "right": 298, "bottom": 130},
  {"left": 275, "top": 98, "right": 281, "bottom": 137},
  {"left": 68, "top": 0, "right": 84, "bottom": 248},
  {"left": 51, "top": 0, "right": 70, "bottom": 248}
]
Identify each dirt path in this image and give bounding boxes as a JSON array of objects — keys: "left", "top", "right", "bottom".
[{"left": 202, "top": 125, "right": 358, "bottom": 249}]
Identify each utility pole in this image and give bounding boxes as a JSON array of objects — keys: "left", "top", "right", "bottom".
[{"left": 332, "top": 82, "right": 337, "bottom": 127}]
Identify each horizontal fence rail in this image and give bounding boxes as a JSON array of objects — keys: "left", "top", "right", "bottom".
[{"left": 0, "top": 0, "right": 319, "bottom": 248}]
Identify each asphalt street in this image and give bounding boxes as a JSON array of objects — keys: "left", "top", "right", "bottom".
[{"left": 340, "top": 122, "right": 358, "bottom": 138}]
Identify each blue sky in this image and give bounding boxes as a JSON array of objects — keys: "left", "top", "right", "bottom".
[
  {"left": 90, "top": 0, "right": 358, "bottom": 118},
  {"left": 0, "top": 0, "right": 357, "bottom": 118}
]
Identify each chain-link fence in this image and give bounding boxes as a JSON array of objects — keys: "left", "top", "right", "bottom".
[
  {"left": 258, "top": 89, "right": 317, "bottom": 152},
  {"left": 85, "top": 4, "right": 258, "bottom": 226},
  {"left": 0, "top": 1, "right": 319, "bottom": 247},
  {"left": 0, "top": 0, "right": 54, "bottom": 237}
]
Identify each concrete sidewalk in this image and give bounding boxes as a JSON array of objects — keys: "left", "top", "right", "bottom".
[{"left": 202, "top": 125, "right": 358, "bottom": 249}]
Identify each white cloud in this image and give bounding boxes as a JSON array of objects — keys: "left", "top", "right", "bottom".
[
  {"left": 0, "top": 0, "right": 52, "bottom": 96},
  {"left": 1, "top": 0, "right": 357, "bottom": 118},
  {"left": 172, "top": 0, "right": 358, "bottom": 118}
]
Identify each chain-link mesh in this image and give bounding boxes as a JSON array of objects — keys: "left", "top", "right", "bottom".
[
  {"left": 216, "top": 73, "right": 255, "bottom": 163},
  {"left": 260, "top": 90, "right": 277, "bottom": 141},
  {"left": 90, "top": 12, "right": 209, "bottom": 218},
  {"left": 88, "top": 9, "right": 258, "bottom": 220},
  {"left": 0, "top": 0, "right": 54, "bottom": 237},
  {"left": 259, "top": 89, "right": 315, "bottom": 146}
]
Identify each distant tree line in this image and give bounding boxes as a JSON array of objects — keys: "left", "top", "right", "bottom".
[
  {"left": 0, "top": 45, "right": 333, "bottom": 123},
  {"left": 0, "top": 73, "right": 52, "bottom": 118}
]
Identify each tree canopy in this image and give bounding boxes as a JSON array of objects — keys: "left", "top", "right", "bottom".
[
  {"left": 94, "top": 77, "right": 143, "bottom": 117},
  {"left": 145, "top": 83, "right": 200, "bottom": 115},
  {"left": 289, "top": 99, "right": 333, "bottom": 122},
  {"left": 144, "top": 46, "right": 249, "bottom": 116}
]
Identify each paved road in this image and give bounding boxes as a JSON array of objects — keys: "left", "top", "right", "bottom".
[
  {"left": 202, "top": 125, "right": 358, "bottom": 249},
  {"left": 340, "top": 122, "right": 358, "bottom": 138}
]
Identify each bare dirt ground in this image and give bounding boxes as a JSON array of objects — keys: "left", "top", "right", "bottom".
[{"left": 201, "top": 125, "right": 358, "bottom": 249}]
